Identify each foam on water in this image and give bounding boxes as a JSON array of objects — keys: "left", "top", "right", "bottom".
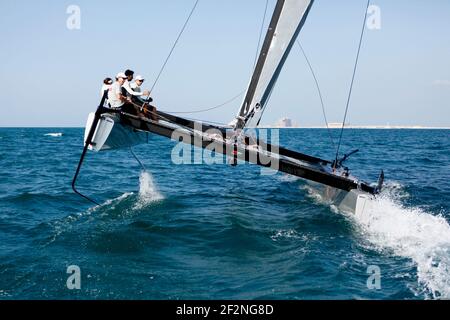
[
  {"left": 43, "top": 192, "right": 134, "bottom": 246},
  {"left": 44, "top": 133, "right": 63, "bottom": 137},
  {"left": 93, "top": 192, "right": 134, "bottom": 212},
  {"left": 133, "top": 171, "right": 164, "bottom": 210},
  {"left": 352, "top": 189, "right": 450, "bottom": 299},
  {"left": 306, "top": 183, "right": 450, "bottom": 299},
  {"left": 277, "top": 174, "right": 300, "bottom": 183},
  {"left": 271, "top": 229, "right": 301, "bottom": 241}
]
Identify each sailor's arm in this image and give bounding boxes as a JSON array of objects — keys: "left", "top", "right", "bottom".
[{"left": 123, "top": 81, "right": 150, "bottom": 97}]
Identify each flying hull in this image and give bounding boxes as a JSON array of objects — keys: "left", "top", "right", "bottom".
[
  {"left": 306, "top": 181, "right": 374, "bottom": 215},
  {"left": 77, "top": 108, "right": 380, "bottom": 215},
  {"left": 84, "top": 112, "right": 149, "bottom": 151}
]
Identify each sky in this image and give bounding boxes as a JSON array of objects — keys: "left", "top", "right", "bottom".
[{"left": 0, "top": 0, "right": 449, "bottom": 127}]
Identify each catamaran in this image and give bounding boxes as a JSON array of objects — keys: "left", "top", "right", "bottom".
[{"left": 73, "top": 0, "right": 384, "bottom": 214}]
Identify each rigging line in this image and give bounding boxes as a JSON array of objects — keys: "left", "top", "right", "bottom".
[
  {"left": 130, "top": 147, "right": 146, "bottom": 171},
  {"left": 296, "top": 41, "right": 336, "bottom": 152},
  {"left": 183, "top": 117, "right": 229, "bottom": 127},
  {"left": 253, "top": 0, "right": 270, "bottom": 69},
  {"left": 144, "top": 108, "right": 200, "bottom": 130},
  {"left": 160, "top": 90, "right": 245, "bottom": 114},
  {"left": 334, "top": 0, "right": 371, "bottom": 169},
  {"left": 136, "top": 107, "right": 227, "bottom": 137},
  {"left": 160, "top": 0, "right": 268, "bottom": 116},
  {"left": 149, "top": 0, "right": 200, "bottom": 95},
  {"left": 129, "top": 101, "right": 207, "bottom": 134},
  {"left": 122, "top": 99, "right": 193, "bottom": 131},
  {"left": 124, "top": 107, "right": 199, "bottom": 137},
  {"left": 140, "top": 104, "right": 228, "bottom": 127},
  {"left": 244, "top": 0, "right": 270, "bottom": 127}
]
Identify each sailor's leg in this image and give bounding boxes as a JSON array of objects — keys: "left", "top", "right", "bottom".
[{"left": 121, "top": 103, "right": 137, "bottom": 115}]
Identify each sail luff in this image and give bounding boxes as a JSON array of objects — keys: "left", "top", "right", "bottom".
[
  {"left": 233, "top": 0, "right": 314, "bottom": 129},
  {"left": 256, "top": 0, "right": 314, "bottom": 127},
  {"left": 237, "top": 0, "right": 286, "bottom": 126}
]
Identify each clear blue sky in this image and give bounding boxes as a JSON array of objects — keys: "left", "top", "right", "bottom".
[{"left": 0, "top": 0, "right": 449, "bottom": 127}]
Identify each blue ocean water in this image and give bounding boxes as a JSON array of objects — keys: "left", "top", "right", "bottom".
[{"left": 0, "top": 128, "right": 449, "bottom": 300}]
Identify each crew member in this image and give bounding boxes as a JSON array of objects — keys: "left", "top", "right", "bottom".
[
  {"left": 108, "top": 73, "right": 127, "bottom": 109},
  {"left": 101, "top": 77, "right": 113, "bottom": 98},
  {"left": 132, "top": 75, "right": 159, "bottom": 121},
  {"left": 122, "top": 69, "right": 150, "bottom": 99},
  {"left": 108, "top": 72, "right": 137, "bottom": 116},
  {"left": 130, "top": 75, "right": 151, "bottom": 101}
]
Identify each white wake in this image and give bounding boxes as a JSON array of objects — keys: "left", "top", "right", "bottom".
[
  {"left": 307, "top": 183, "right": 450, "bottom": 299},
  {"left": 133, "top": 171, "right": 164, "bottom": 210}
]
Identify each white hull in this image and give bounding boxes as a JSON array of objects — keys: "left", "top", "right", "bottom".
[
  {"left": 84, "top": 113, "right": 148, "bottom": 151},
  {"left": 307, "top": 181, "right": 374, "bottom": 215}
]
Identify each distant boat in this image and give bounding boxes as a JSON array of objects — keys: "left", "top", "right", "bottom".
[{"left": 73, "top": 0, "right": 384, "bottom": 214}]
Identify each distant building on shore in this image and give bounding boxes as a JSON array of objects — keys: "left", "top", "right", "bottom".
[{"left": 274, "top": 117, "right": 299, "bottom": 128}]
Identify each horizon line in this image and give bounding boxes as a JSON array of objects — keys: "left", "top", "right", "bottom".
[{"left": 1, "top": 125, "right": 449, "bottom": 130}]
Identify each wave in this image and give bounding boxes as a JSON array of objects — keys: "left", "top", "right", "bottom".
[
  {"left": 352, "top": 187, "right": 450, "bottom": 299},
  {"left": 306, "top": 182, "right": 450, "bottom": 299},
  {"left": 44, "top": 133, "right": 63, "bottom": 137},
  {"left": 38, "top": 192, "right": 134, "bottom": 246},
  {"left": 270, "top": 229, "right": 315, "bottom": 243},
  {"left": 41, "top": 171, "right": 163, "bottom": 245}
]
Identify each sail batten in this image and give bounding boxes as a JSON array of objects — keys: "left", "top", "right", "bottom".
[{"left": 233, "top": 0, "right": 314, "bottom": 129}]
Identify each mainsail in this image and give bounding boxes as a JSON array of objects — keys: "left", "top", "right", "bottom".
[{"left": 233, "top": 0, "right": 314, "bottom": 129}]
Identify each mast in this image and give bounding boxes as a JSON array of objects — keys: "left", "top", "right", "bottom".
[{"left": 233, "top": 0, "right": 314, "bottom": 129}]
